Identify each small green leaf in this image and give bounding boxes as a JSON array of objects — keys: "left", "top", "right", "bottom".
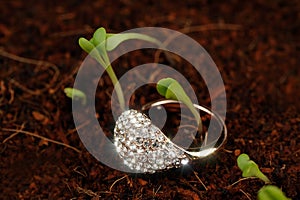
[
  {"left": 157, "top": 78, "right": 202, "bottom": 132},
  {"left": 92, "top": 27, "right": 106, "bottom": 46},
  {"left": 92, "top": 27, "right": 108, "bottom": 56},
  {"left": 64, "top": 88, "right": 87, "bottom": 105},
  {"left": 106, "top": 33, "right": 161, "bottom": 51},
  {"left": 89, "top": 38, "right": 95, "bottom": 45},
  {"left": 78, "top": 37, "right": 95, "bottom": 53},
  {"left": 258, "top": 185, "right": 291, "bottom": 200},
  {"left": 237, "top": 153, "right": 271, "bottom": 184},
  {"left": 78, "top": 37, "right": 103, "bottom": 62},
  {"left": 156, "top": 78, "right": 175, "bottom": 98}
]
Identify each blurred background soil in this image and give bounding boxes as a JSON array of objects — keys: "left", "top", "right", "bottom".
[{"left": 0, "top": 0, "right": 299, "bottom": 199}]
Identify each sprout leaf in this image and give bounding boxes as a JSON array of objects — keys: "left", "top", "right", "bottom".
[
  {"left": 78, "top": 37, "right": 95, "bottom": 53},
  {"left": 78, "top": 37, "right": 102, "bottom": 62},
  {"left": 237, "top": 153, "right": 271, "bottom": 184},
  {"left": 93, "top": 27, "right": 106, "bottom": 46},
  {"left": 157, "top": 78, "right": 202, "bottom": 132},
  {"left": 64, "top": 88, "right": 86, "bottom": 105},
  {"left": 106, "top": 33, "right": 161, "bottom": 51},
  {"left": 258, "top": 185, "right": 291, "bottom": 200}
]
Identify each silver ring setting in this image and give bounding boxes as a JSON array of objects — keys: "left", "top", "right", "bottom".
[{"left": 114, "top": 100, "right": 227, "bottom": 173}]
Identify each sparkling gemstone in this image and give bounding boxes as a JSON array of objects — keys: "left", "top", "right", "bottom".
[
  {"left": 136, "top": 113, "right": 143, "bottom": 119},
  {"left": 130, "top": 118, "right": 137, "bottom": 123},
  {"left": 151, "top": 140, "right": 159, "bottom": 148},
  {"left": 148, "top": 156, "right": 156, "bottom": 164},
  {"left": 181, "top": 158, "right": 189, "bottom": 165},
  {"left": 134, "top": 123, "right": 142, "bottom": 128},
  {"left": 117, "top": 123, "right": 122, "bottom": 130},
  {"left": 143, "top": 140, "right": 150, "bottom": 148},
  {"left": 136, "top": 148, "right": 144, "bottom": 153},
  {"left": 141, "top": 128, "right": 149, "bottom": 138},
  {"left": 135, "top": 163, "right": 142, "bottom": 171},
  {"left": 166, "top": 142, "right": 173, "bottom": 148},
  {"left": 122, "top": 119, "right": 128, "bottom": 126},
  {"left": 152, "top": 164, "right": 158, "bottom": 170},
  {"left": 167, "top": 150, "right": 174, "bottom": 157},
  {"left": 119, "top": 135, "right": 125, "bottom": 142},
  {"left": 128, "top": 135, "right": 134, "bottom": 141},
  {"left": 125, "top": 123, "right": 131, "bottom": 129},
  {"left": 114, "top": 109, "right": 189, "bottom": 173},
  {"left": 157, "top": 134, "right": 165, "bottom": 141},
  {"left": 130, "top": 144, "right": 137, "bottom": 151},
  {"left": 156, "top": 157, "right": 164, "bottom": 165},
  {"left": 137, "top": 154, "right": 147, "bottom": 162},
  {"left": 136, "top": 137, "right": 143, "bottom": 144}
]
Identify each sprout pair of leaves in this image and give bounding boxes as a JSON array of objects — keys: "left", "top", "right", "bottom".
[
  {"left": 78, "top": 27, "right": 161, "bottom": 111},
  {"left": 237, "top": 153, "right": 271, "bottom": 184},
  {"left": 237, "top": 153, "right": 291, "bottom": 200},
  {"left": 78, "top": 28, "right": 161, "bottom": 64}
]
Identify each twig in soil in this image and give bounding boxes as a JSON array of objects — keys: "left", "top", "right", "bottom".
[
  {"left": 63, "top": 180, "right": 74, "bottom": 197},
  {"left": 293, "top": 148, "right": 300, "bottom": 155},
  {"left": 48, "top": 62, "right": 79, "bottom": 95},
  {"left": 222, "top": 148, "right": 234, "bottom": 153},
  {"left": 8, "top": 89, "right": 14, "bottom": 104},
  {"left": 0, "top": 143, "right": 7, "bottom": 153},
  {"left": 180, "top": 179, "right": 203, "bottom": 198},
  {"left": 3, "top": 82, "right": 15, "bottom": 104},
  {"left": 153, "top": 185, "right": 162, "bottom": 197},
  {"left": 0, "top": 48, "right": 60, "bottom": 95},
  {"left": 227, "top": 177, "right": 258, "bottom": 188},
  {"left": 67, "top": 120, "right": 91, "bottom": 134},
  {"left": 0, "top": 81, "right": 5, "bottom": 105},
  {"left": 73, "top": 166, "right": 88, "bottom": 177},
  {"left": 76, "top": 186, "right": 98, "bottom": 197},
  {"left": 193, "top": 171, "right": 208, "bottom": 191},
  {"left": 239, "top": 189, "right": 253, "bottom": 200},
  {"left": 98, "top": 191, "right": 119, "bottom": 195},
  {"left": 1, "top": 127, "right": 81, "bottom": 153},
  {"left": 2, "top": 123, "right": 26, "bottom": 143},
  {"left": 109, "top": 175, "right": 128, "bottom": 192}
]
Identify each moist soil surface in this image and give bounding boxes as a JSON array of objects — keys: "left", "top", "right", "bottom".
[{"left": 0, "top": 0, "right": 299, "bottom": 199}]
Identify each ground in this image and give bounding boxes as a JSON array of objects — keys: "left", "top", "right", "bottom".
[{"left": 0, "top": 0, "right": 299, "bottom": 199}]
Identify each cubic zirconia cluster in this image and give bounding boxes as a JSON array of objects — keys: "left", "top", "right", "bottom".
[{"left": 114, "top": 109, "right": 189, "bottom": 173}]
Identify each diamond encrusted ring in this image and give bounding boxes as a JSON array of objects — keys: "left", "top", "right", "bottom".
[{"left": 113, "top": 100, "right": 227, "bottom": 173}]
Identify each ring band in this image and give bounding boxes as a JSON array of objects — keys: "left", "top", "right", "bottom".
[{"left": 114, "top": 100, "right": 227, "bottom": 173}]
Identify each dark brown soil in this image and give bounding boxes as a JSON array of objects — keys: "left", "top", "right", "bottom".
[{"left": 0, "top": 0, "right": 299, "bottom": 199}]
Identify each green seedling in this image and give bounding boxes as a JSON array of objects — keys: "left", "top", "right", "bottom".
[
  {"left": 64, "top": 87, "right": 86, "bottom": 105},
  {"left": 237, "top": 153, "right": 271, "bottom": 183},
  {"left": 237, "top": 153, "right": 290, "bottom": 200},
  {"left": 258, "top": 185, "right": 291, "bottom": 200},
  {"left": 157, "top": 78, "right": 202, "bottom": 132},
  {"left": 78, "top": 27, "right": 161, "bottom": 111}
]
